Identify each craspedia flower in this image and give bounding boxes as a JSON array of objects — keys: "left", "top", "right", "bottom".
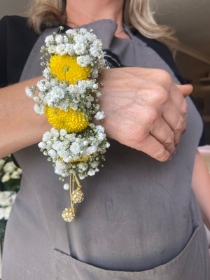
[
  {"left": 49, "top": 55, "right": 91, "bottom": 84},
  {"left": 45, "top": 106, "right": 89, "bottom": 133}
]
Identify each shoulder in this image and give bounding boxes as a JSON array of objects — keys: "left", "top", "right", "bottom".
[
  {"left": 0, "top": 16, "right": 39, "bottom": 85},
  {"left": 0, "top": 15, "right": 39, "bottom": 42},
  {"left": 0, "top": 15, "right": 28, "bottom": 26}
]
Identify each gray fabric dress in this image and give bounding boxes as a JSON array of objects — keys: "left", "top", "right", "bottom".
[{"left": 2, "top": 20, "right": 210, "bottom": 280}]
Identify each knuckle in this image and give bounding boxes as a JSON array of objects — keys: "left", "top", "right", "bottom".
[
  {"left": 164, "top": 132, "right": 175, "bottom": 145},
  {"left": 174, "top": 116, "right": 184, "bottom": 132},
  {"left": 154, "top": 87, "right": 169, "bottom": 104},
  {"left": 180, "top": 100, "right": 188, "bottom": 115},
  {"left": 156, "top": 69, "right": 172, "bottom": 83},
  {"left": 146, "top": 108, "right": 159, "bottom": 124}
]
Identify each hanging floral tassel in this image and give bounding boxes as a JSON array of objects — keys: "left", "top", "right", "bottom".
[{"left": 62, "top": 174, "right": 84, "bottom": 222}]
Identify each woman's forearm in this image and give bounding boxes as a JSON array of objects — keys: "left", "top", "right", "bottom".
[{"left": 0, "top": 77, "right": 51, "bottom": 158}]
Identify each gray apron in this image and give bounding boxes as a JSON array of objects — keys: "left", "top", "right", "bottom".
[{"left": 2, "top": 20, "right": 210, "bottom": 280}]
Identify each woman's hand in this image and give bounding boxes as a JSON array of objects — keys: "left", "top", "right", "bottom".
[{"left": 99, "top": 67, "right": 192, "bottom": 161}]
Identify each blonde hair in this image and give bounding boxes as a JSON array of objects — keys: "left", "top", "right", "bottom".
[{"left": 27, "top": 0, "right": 176, "bottom": 46}]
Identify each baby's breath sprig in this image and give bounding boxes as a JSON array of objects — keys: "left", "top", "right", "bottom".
[{"left": 26, "top": 27, "right": 109, "bottom": 222}]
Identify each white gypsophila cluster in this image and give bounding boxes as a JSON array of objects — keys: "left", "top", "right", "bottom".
[
  {"left": 38, "top": 126, "right": 110, "bottom": 179},
  {"left": 26, "top": 79, "right": 104, "bottom": 120},
  {"left": 1, "top": 161, "right": 22, "bottom": 183},
  {"left": 44, "top": 28, "right": 105, "bottom": 71},
  {"left": 0, "top": 191, "right": 17, "bottom": 220}
]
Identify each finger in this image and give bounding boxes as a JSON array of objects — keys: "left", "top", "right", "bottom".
[
  {"left": 136, "top": 134, "right": 171, "bottom": 162},
  {"left": 150, "top": 117, "right": 175, "bottom": 154},
  {"left": 176, "top": 84, "right": 193, "bottom": 97},
  {"left": 170, "top": 84, "right": 188, "bottom": 121},
  {"left": 162, "top": 101, "right": 185, "bottom": 145}
]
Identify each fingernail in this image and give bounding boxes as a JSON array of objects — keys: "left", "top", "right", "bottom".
[
  {"left": 171, "top": 149, "right": 176, "bottom": 155},
  {"left": 182, "top": 129, "right": 186, "bottom": 134},
  {"left": 167, "top": 155, "right": 172, "bottom": 161}
]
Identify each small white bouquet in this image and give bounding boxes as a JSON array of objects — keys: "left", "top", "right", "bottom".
[
  {"left": 0, "top": 192, "right": 17, "bottom": 220},
  {"left": 0, "top": 156, "right": 21, "bottom": 241}
]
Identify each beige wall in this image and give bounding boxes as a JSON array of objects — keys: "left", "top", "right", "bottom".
[
  {"left": 0, "top": 0, "right": 29, "bottom": 19},
  {"left": 176, "top": 50, "right": 210, "bottom": 113}
]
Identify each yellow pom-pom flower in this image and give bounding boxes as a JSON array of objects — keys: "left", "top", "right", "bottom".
[
  {"left": 70, "top": 156, "right": 90, "bottom": 163},
  {"left": 49, "top": 55, "right": 91, "bottom": 84},
  {"left": 45, "top": 106, "right": 89, "bottom": 133}
]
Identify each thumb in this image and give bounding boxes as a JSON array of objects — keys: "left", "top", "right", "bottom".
[{"left": 176, "top": 84, "right": 193, "bottom": 97}]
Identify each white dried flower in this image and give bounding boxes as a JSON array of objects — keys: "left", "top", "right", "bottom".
[
  {"left": 78, "top": 162, "right": 88, "bottom": 171},
  {"left": 90, "top": 161, "right": 99, "bottom": 168},
  {"left": 70, "top": 142, "right": 80, "bottom": 155},
  {"left": 86, "top": 146, "right": 97, "bottom": 155},
  {"left": 96, "top": 125, "right": 105, "bottom": 133},
  {"left": 38, "top": 142, "right": 46, "bottom": 149},
  {"left": 4, "top": 206, "right": 12, "bottom": 220},
  {"left": 45, "top": 35, "right": 55, "bottom": 46},
  {"left": 63, "top": 183, "right": 70, "bottom": 190},
  {"left": 60, "top": 129, "right": 67, "bottom": 136},
  {"left": 56, "top": 44, "right": 66, "bottom": 55},
  {"left": 34, "top": 104, "right": 45, "bottom": 114},
  {"left": 3, "top": 162, "right": 16, "bottom": 173},
  {"left": 48, "top": 149, "right": 57, "bottom": 158},
  {"left": 10, "top": 170, "right": 21, "bottom": 179},
  {"left": 88, "top": 170, "right": 96, "bottom": 176},
  {"left": 1, "top": 173, "right": 10, "bottom": 183},
  {"left": 0, "top": 159, "right": 5, "bottom": 168},
  {"left": 0, "top": 191, "right": 16, "bottom": 207},
  {"left": 48, "top": 45, "right": 56, "bottom": 54},
  {"left": 25, "top": 87, "right": 34, "bottom": 98},
  {"left": 94, "top": 111, "right": 105, "bottom": 120},
  {"left": 55, "top": 34, "right": 63, "bottom": 44},
  {"left": 77, "top": 55, "right": 91, "bottom": 67}
]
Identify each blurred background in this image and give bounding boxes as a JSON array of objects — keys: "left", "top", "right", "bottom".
[{"left": 155, "top": 0, "right": 210, "bottom": 144}]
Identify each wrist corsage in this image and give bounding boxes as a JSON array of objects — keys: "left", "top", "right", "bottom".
[{"left": 26, "top": 27, "right": 110, "bottom": 222}]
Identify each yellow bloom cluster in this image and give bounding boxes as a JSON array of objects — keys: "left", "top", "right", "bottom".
[
  {"left": 49, "top": 55, "right": 90, "bottom": 84},
  {"left": 45, "top": 106, "right": 89, "bottom": 133}
]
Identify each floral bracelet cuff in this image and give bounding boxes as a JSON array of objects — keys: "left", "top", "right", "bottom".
[{"left": 26, "top": 27, "right": 110, "bottom": 222}]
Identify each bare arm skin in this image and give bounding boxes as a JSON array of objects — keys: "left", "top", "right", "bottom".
[
  {"left": 0, "top": 67, "right": 192, "bottom": 160},
  {"left": 0, "top": 77, "right": 52, "bottom": 157},
  {"left": 192, "top": 151, "right": 210, "bottom": 230}
]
